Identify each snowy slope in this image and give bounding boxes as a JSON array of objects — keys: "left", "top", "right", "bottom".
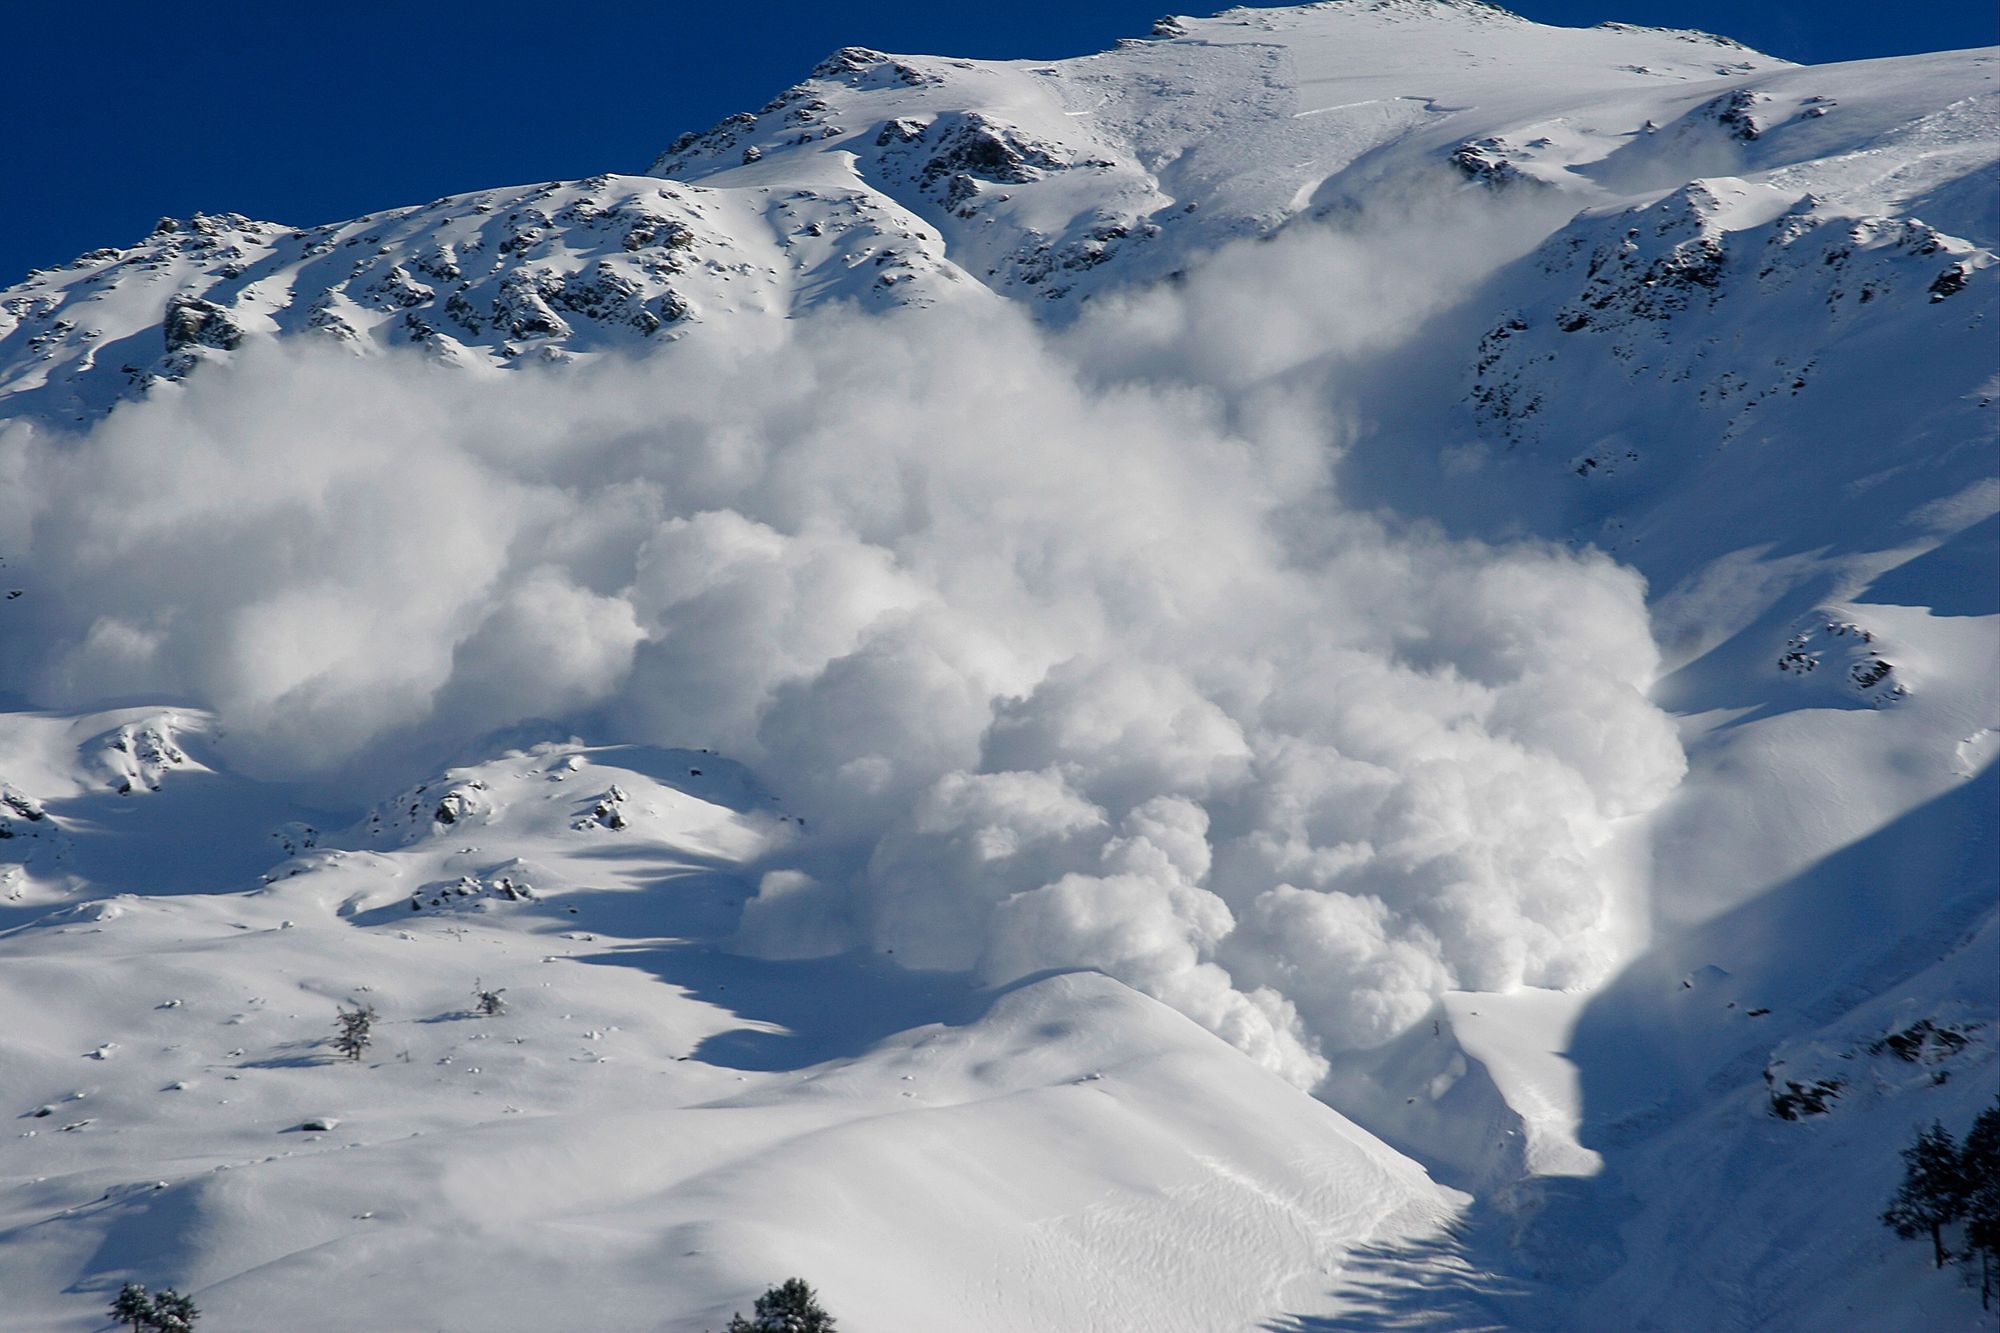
[
  {"left": 2, "top": 3, "right": 1997, "bottom": 1330},
  {"left": 0, "top": 715, "right": 1459, "bottom": 1332}
]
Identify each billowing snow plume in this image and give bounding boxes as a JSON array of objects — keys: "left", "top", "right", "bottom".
[{"left": 0, "top": 211, "right": 1683, "bottom": 1086}]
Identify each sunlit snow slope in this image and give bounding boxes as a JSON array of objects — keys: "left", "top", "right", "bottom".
[{"left": 2, "top": 3, "right": 1995, "bottom": 1331}]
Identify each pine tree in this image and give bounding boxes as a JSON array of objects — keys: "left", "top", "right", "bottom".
[
  {"left": 110, "top": 1283, "right": 153, "bottom": 1332},
  {"left": 150, "top": 1289, "right": 199, "bottom": 1331},
  {"left": 1883, "top": 1120, "right": 1971, "bottom": 1268},
  {"left": 332, "top": 1002, "right": 377, "bottom": 1062},
  {"left": 1963, "top": 1097, "right": 2000, "bottom": 1309},
  {"left": 725, "top": 1277, "right": 837, "bottom": 1332}
]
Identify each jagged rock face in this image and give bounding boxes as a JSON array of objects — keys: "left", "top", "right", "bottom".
[
  {"left": 906, "top": 111, "right": 1068, "bottom": 191},
  {"left": 98, "top": 714, "right": 195, "bottom": 795},
  {"left": 161, "top": 295, "right": 245, "bottom": 353},
  {"left": 0, "top": 175, "right": 954, "bottom": 422},
  {"left": 0, "top": 784, "right": 49, "bottom": 840},
  {"left": 1470, "top": 179, "right": 1993, "bottom": 505},
  {"left": 1708, "top": 87, "right": 1770, "bottom": 142},
  {"left": 406, "top": 871, "right": 538, "bottom": 914},
  {"left": 1450, "top": 137, "right": 1544, "bottom": 190},
  {"left": 1776, "top": 614, "right": 1909, "bottom": 707}
]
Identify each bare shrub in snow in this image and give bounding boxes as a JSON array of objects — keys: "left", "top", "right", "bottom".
[{"left": 332, "top": 1002, "right": 377, "bottom": 1062}]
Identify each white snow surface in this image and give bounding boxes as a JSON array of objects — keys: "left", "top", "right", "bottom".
[
  {"left": 0, "top": 719, "right": 1459, "bottom": 1332},
  {"left": 1, "top": 3, "right": 1996, "bottom": 1329}
]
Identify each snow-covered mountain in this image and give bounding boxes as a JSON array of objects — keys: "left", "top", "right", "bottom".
[
  {"left": 1, "top": 3, "right": 1995, "bottom": 1330},
  {"left": 0, "top": 1, "right": 1815, "bottom": 422}
]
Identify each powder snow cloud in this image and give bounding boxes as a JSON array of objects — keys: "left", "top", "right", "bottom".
[{"left": 0, "top": 205, "right": 1685, "bottom": 1086}]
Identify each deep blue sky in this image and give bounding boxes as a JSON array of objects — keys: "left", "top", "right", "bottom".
[{"left": 4, "top": 1, "right": 1994, "bottom": 284}]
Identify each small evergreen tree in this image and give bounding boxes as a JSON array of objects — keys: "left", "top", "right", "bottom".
[
  {"left": 149, "top": 1289, "right": 199, "bottom": 1331},
  {"left": 110, "top": 1283, "right": 153, "bottom": 1332},
  {"left": 725, "top": 1277, "right": 837, "bottom": 1332},
  {"left": 473, "top": 980, "right": 506, "bottom": 1017},
  {"left": 1964, "top": 1097, "right": 2000, "bottom": 1309},
  {"left": 332, "top": 1002, "right": 377, "bottom": 1062},
  {"left": 1883, "top": 1120, "right": 1971, "bottom": 1268}
]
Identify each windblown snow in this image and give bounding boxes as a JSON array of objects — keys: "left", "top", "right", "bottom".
[{"left": 1, "top": 3, "right": 1994, "bottom": 1330}]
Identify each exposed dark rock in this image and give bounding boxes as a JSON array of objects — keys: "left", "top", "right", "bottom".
[{"left": 161, "top": 295, "right": 244, "bottom": 352}]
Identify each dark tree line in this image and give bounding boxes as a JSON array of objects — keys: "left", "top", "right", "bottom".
[{"left": 1883, "top": 1096, "right": 2000, "bottom": 1307}]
